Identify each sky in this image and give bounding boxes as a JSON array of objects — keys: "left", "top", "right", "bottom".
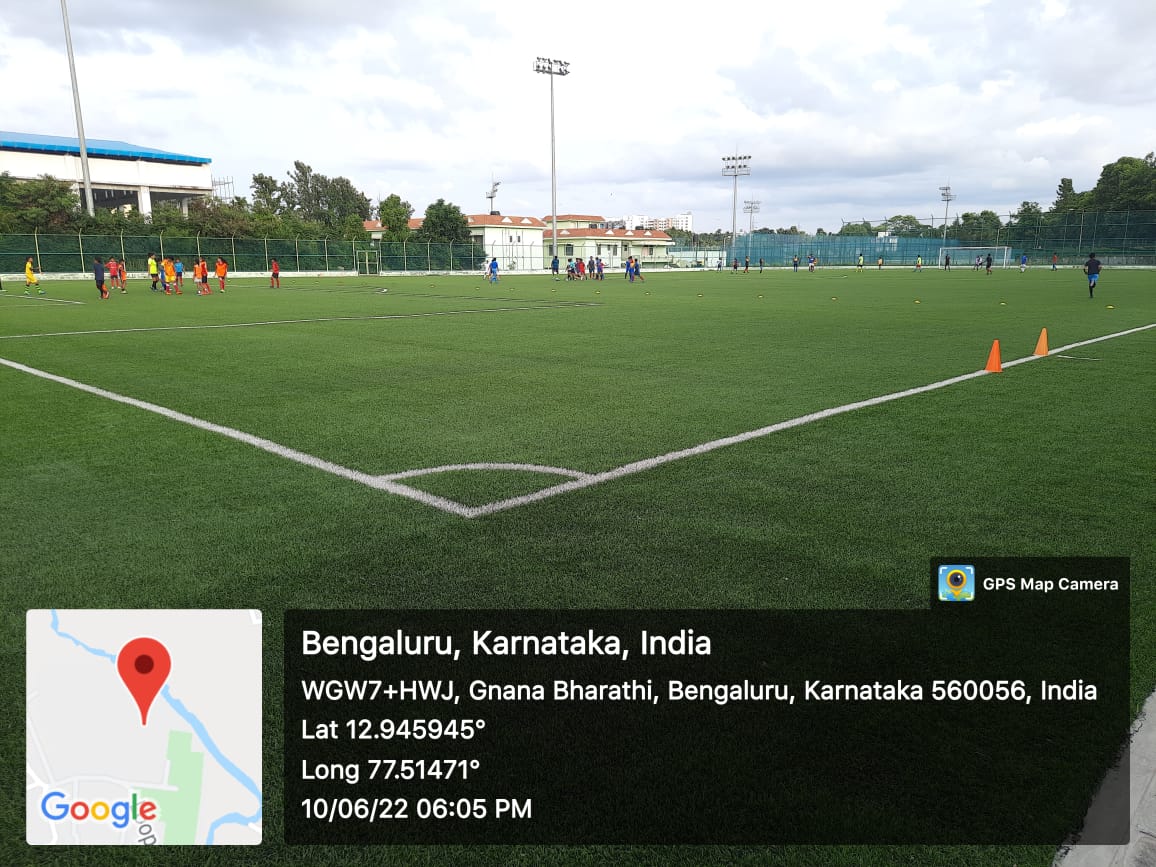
[{"left": 2, "top": 0, "right": 1154, "bottom": 234}]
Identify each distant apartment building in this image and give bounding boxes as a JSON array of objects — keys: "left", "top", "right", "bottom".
[{"left": 621, "top": 212, "right": 693, "bottom": 232}]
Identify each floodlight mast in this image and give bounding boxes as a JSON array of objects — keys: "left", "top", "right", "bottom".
[
  {"left": 534, "top": 58, "right": 570, "bottom": 266},
  {"left": 744, "top": 200, "right": 760, "bottom": 261},
  {"left": 939, "top": 184, "right": 956, "bottom": 244},
  {"left": 722, "top": 155, "right": 751, "bottom": 266},
  {"left": 60, "top": 0, "right": 94, "bottom": 217}
]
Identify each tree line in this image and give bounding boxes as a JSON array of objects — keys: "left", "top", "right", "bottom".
[
  {"left": 2, "top": 151, "right": 1153, "bottom": 243},
  {"left": 0, "top": 160, "right": 472, "bottom": 244},
  {"left": 666, "top": 152, "right": 1156, "bottom": 245}
]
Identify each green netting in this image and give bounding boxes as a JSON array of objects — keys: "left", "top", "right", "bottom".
[
  {"left": 5, "top": 213, "right": 1154, "bottom": 275},
  {"left": 674, "top": 211, "right": 1156, "bottom": 267}
]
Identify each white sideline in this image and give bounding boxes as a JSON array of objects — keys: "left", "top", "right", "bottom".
[
  {"left": 0, "top": 294, "right": 85, "bottom": 305},
  {"left": 1, "top": 322, "right": 1153, "bottom": 518},
  {"left": 0, "top": 302, "right": 599, "bottom": 341}
]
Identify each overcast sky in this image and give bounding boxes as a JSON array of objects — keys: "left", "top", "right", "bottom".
[{"left": 3, "top": 0, "right": 1154, "bottom": 233}]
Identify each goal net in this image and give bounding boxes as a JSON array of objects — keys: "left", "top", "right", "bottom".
[{"left": 939, "top": 246, "right": 1012, "bottom": 269}]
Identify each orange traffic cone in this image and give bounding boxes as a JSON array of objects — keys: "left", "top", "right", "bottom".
[
  {"left": 985, "top": 339, "right": 1002, "bottom": 373},
  {"left": 1033, "top": 328, "right": 1049, "bottom": 356}
]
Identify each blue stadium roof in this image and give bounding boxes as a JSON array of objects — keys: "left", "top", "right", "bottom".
[{"left": 0, "top": 131, "right": 210, "bottom": 165}]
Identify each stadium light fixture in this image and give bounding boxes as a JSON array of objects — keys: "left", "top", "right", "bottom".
[
  {"left": 743, "top": 200, "right": 760, "bottom": 261},
  {"left": 534, "top": 58, "right": 570, "bottom": 262},
  {"left": 723, "top": 155, "right": 752, "bottom": 266},
  {"left": 939, "top": 184, "right": 956, "bottom": 244},
  {"left": 60, "top": 0, "right": 94, "bottom": 217}
]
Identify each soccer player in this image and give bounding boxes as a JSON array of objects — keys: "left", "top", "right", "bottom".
[
  {"left": 974, "top": 255, "right": 982, "bottom": 271},
  {"left": 985, "top": 254, "right": 993, "bottom": 275},
  {"left": 551, "top": 254, "right": 559, "bottom": 280},
  {"left": 635, "top": 258, "right": 644, "bottom": 282},
  {"left": 25, "top": 256, "right": 44, "bottom": 295},
  {"left": 106, "top": 257, "right": 119, "bottom": 293},
  {"left": 914, "top": 255, "right": 922, "bottom": 272},
  {"left": 162, "top": 256, "right": 178, "bottom": 294},
  {"left": 215, "top": 257, "right": 228, "bottom": 292},
  {"left": 877, "top": 256, "right": 884, "bottom": 270},
  {"left": 596, "top": 257, "right": 604, "bottom": 280},
  {"left": 744, "top": 256, "right": 749, "bottom": 273},
  {"left": 588, "top": 256, "right": 595, "bottom": 279},
  {"left": 174, "top": 258, "right": 185, "bottom": 290},
  {"left": 759, "top": 257, "right": 764, "bottom": 273},
  {"left": 1020, "top": 253, "right": 1028, "bottom": 273},
  {"left": 93, "top": 257, "right": 109, "bottom": 299},
  {"left": 1051, "top": 253, "right": 1058, "bottom": 271},
  {"left": 148, "top": 253, "right": 160, "bottom": 291},
  {"left": 271, "top": 258, "right": 281, "bottom": 288},
  {"left": 857, "top": 253, "right": 864, "bottom": 271},
  {"left": 199, "top": 258, "right": 212, "bottom": 294},
  {"left": 1083, "top": 252, "right": 1101, "bottom": 298},
  {"left": 793, "top": 255, "right": 799, "bottom": 273},
  {"left": 488, "top": 257, "right": 498, "bottom": 283},
  {"left": 576, "top": 257, "right": 586, "bottom": 280},
  {"left": 807, "top": 254, "right": 815, "bottom": 273},
  {"left": 943, "top": 254, "right": 951, "bottom": 271}
]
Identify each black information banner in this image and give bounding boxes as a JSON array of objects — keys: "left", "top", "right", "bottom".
[{"left": 283, "top": 557, "right": 1129, "bottom": 845}]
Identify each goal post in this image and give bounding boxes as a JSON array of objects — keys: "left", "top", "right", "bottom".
[{"left": 939, "top": 246, "right": 1012, "bottom": 269}]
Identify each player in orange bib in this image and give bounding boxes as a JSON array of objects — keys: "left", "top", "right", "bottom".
[
  {"left": 162, "top": 256, "right": 179, "bottom": 294},
  {"left": 215, "top": 258, "right": 228, "bottom": 292}
]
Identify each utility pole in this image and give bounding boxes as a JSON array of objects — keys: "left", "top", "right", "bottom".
[
  {"left": 939, "top": 184, "right": 956, "bottom": 244},
  {"left": 722, "top": 154, "right": 751, "bottom": 267},
  {"left": 743, "top": 200, "right": 760, "bottom": 262},
  {"left": 534, "top": 58, "right": 570, "bottom": 267}
]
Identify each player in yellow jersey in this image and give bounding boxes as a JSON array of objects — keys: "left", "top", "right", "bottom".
[{"left": 25, "top": 257, "right": 45, "bottom": 295}]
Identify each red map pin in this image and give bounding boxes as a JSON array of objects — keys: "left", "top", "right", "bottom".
[{"left": 117, "top": 637, "right": 171, "bottom": 726}]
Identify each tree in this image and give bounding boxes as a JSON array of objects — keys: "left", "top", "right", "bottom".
[
  {"left": 414, "top": 198, "right": 470, "bottom": 243},
  {"left": 376, "top": 194, "right": 414, "bottom": 241},
  {"left": 837, "top": 220, "right": 873, "bottom": 236},
  {"left": 950, "top": 210, "right": 1003, "bottom": 244},
  {"left": 879, "top": 214, "right": 930, "bottom": 235},
  {"left": 1090, "top": 155, "right": 1156, "bottom": 211},
  {"left": 0, "top": 173, "right": 80, "bottom": 232},
  {"left": 250, "top": 173, "right": 286, "bottom": 214},
  {"left": 324, "top": 176, "right": 373, "bottom": 226},
  {"left": 280, "top": 161, "right": 372, "bottom": 228}
]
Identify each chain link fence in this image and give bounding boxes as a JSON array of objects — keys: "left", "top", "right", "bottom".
[
  {"left": 673, "top": 211, "right": 1156, "bottom": 268},
  {"left": 5, "top": 213, "right": 1155, "bottom": 275}
]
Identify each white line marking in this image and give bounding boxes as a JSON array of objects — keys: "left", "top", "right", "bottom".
[
  {"left": 0, "top": 294, "right": 85, "bottom": 305},
  {"left": 464, "top": 322, "right": 1156, "bottom": 517},
  {"left": 379, "top": 463, "right": 591, "bottom": 482},
  {"left": 0, "top": 302, "right": 599, "bottom": 341},
  {"left": 0, "top": 356, "right": 477, "bottom": 518},
  {"left": 1054, "top": 355, "right": 1101, "bottom": 361},
  {"left": 1, "top": 323, "right": 1152, "bottom": 519}
]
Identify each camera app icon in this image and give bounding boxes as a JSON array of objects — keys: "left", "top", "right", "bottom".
[{"left": 938, "top": 565, "right": 976, "bottom": 602}]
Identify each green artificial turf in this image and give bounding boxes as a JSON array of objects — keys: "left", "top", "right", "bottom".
[{"left": 3, "top": 266, "right": 1153, "bottom": 865}]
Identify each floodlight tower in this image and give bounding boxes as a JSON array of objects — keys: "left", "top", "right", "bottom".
[
  {"left": 486, "top": 180, "right": 501, "bottom": 214},
  {"left": 534, "top": 57, "right": 570, "bottom": 264},
  {"left": 723, "top": 154, "right": 751, "bottom": 266},
  {"left": 939, "top": 184, "right": 956, "bottom": 243},
  {"left": 743, "top": 200, "right": 760, "bottom": 261},
  {"left": 60, "top": 0, "right": 93, "bottom": 216}
]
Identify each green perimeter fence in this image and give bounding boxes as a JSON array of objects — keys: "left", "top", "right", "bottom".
[
  {"left": 4, "top": 212, "right": 1156, "bottom": 274},
  {"left": 673, "top": 210, "right": 1156, "bottom": 268},
  {"left": 0, "top": 235, "right": 490, "bottom": 275}
]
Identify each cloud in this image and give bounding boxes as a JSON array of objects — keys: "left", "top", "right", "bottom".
[{"left": 1, "top": 0, "right": 1153, "bottom": 232}]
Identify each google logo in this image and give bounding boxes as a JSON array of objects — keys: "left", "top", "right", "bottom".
[{"left": 40, "top": 791, "right": 158, "bottom": 830}]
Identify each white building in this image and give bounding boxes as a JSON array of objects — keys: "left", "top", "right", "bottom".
[
  {"left": 0, "top": 131, "right": 212, "bottom": 217},
  {"left": 621, "top": 212, "right": 693, "bottom": 232}
]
